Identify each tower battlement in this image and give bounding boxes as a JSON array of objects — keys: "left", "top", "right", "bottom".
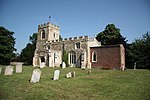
[{"left": 38, "top": 22, "right": 59, "bottom": 29}]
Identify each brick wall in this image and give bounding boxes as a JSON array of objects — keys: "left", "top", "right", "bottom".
[{"left": 90, "top": 44, "right": 125, "bottom": 69}]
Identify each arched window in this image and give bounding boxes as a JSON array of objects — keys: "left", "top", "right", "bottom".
[
  {"left": 92, "top": 51, "right": 97, "bottom": 62},
  {"left": 41, "top": 30, "right": 45, "bottom": 39},
  {"left": 69, "top": 51, "right": 76, "bottom": 64}
]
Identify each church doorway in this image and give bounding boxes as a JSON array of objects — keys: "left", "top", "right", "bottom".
[
  {"left": 41, "top": 56, "right": 45, "bottom": 62},
  {"left": 40, "top": 56, "right": 45, "bottom": 68}
]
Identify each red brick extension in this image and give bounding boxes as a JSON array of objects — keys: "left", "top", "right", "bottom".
[{"left": 90, "top": 44, "right": 125, "bottom": 70}]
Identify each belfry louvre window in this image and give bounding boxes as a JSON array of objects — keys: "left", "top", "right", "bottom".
[
  {"left": 41, "top": 30, "right": 45, "bottom": 39},
  {"left": 92, "top": 51, "right": 97, "bottom": 62},
  {"left": 69, "top": 51, "right": 76, "bottom": 64}
]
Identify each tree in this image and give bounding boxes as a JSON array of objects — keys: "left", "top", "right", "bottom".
[
  {"left": 129, "top": 32, "right": 150, "bottom": 69},
  {"left": 96, "top": 24, "right": 127, "bottom": 45},
  {"left": 20, "top": 33, "right": 37, "bottom": 65},
  {"left": 0, "top": 26, "right": 16, "bottom": 65}
]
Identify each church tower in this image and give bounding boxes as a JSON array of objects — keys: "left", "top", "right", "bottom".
[
  {"left": 33, "top": 22, "right": 60, "bottom": 67},
  {"left": 37, "top": 22, "right": 60, "bottom": 42}
]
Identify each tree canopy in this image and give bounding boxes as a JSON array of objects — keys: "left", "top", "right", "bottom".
[
  {"left": 129, "top": 32, "right": 150, "bottom": 69},
  {"left": 0, "top": 26, "right": 16, "bottom": 65},
  {"left": 96, "top": 24, "right": 127, "bottom": 45}
]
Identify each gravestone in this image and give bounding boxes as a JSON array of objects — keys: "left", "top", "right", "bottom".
[
  {"left": 40, "top": 62, "right": 45, "bottom": 68},
  {"left": 53, "top": 70, "right": 60, "bottom": 80},
  {"left": 134, "top": 62, "right": 136, "bottom": 70},
  {"left": 72, "top": 71, "right": 76, "bottom": 77},
  {"left": 4, "top": 66, "right": 13, "bottom": 75},
  {"left": 30, "top": 69, "right": 41, "bottom": 83},
  {"left": 87, "top": 70, "right": 91, "bottom": 75},
  {"left": 66, "top": 72, "right": 72, "bottom": 78},
  {"left": 16, "top": 63, "right": 22, "bottom": 73},
  {"left": 0, "top": 67, "right": 1, "bottom": 74},
  {"left": 62, "top": 62, "right": 66, "bottom": 69}
]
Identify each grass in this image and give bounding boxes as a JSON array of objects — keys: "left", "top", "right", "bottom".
[{"left": 0, "top": 65, "right": 150, "bottom": 100}]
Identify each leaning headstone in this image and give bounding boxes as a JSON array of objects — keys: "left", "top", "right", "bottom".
[
  {"left": 72, "top": 71, "right": 76, "bottom": 77},
  {"left": 62, "top": 62, "right": 66, "bottom": 69},
  {"left": 0, "top": 67, "right": 2, "bottom": 74},
  {"left": 53, "top": 70, "right": 60, "bottom": 80},
  {"left": 4, "top": 66, "right": 13, "bottom": 75},
  {"left": 30, "top": 69, "right": 41, "bottom": 83},
  {"left": 16, "top": 63, "right": 22, "bottom": 73},
  {"left": 66, "top": 72, "right": 72, "bottom": 78}
]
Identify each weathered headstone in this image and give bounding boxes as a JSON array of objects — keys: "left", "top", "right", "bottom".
[
  {"left": 40, "top": 62, "right": 45, "bottom": 68},
  {"left": 62, "top": 62, "right": 66, "bottom": 69},
  {"left": 72, "top": 71, "right": 76, "bottom": 77},
  {"left": 66, "top": 72, "right": 72, "bottom": 78},
  {"left": 4, "top": 66, "right": 13, "bottom": 75},
  {"left": 30, "top": 69, "right": 41, "bottom": 83},
  {"left": 53, "top": 70, "right": 60, "bottom": 80},
  {"left": 87, "top": 70, "right": 91, "bottom": 75},
  {"left": 16, "top": 63, "right": 22, "bottom": 73},
  {"left": 134, "top": 62, "right": 136, "bottom": 70},
  {"left": 0, "top": 67, "right": 2, "bottom": 74}
]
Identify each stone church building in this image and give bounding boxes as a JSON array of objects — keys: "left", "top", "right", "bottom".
[{"left": 33, "top": 22, "right": 125, "bottom": 70}]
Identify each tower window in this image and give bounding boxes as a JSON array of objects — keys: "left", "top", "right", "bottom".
[{"left": 41, "top": 30, "right": 45, "bottom": 39}]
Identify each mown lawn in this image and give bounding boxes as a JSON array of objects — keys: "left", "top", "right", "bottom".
[{"left": 0, "top": 65, "right": 150, "bottom": 100}]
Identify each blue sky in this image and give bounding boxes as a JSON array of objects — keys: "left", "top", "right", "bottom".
[{"left": 0, "top": 0, "right": 150, "bottom": 53}]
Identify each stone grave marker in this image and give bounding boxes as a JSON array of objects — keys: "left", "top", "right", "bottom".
[
  {"left": 0, "top": 67, "right": 2, "bottom": 74},
  {"left": 4, "top": 66, "right": 13, "bottom": 75},
  {"left": 53, "top": 70, "right": 60, "bottom": 80},
  {"left": 66, "top": 72, "right": 72, "bottom": 78},
  {"left": 16, "top": 63, "right": 22, "bottom": 73},
  {"left": 87, "top": 70, "right": 91, "bottom": 75},
  {"left": 134, "top": 62, "right": 136, "bottom": 70},
  {"left": 30, "top": 69, "right": 41, "bottom": 83},
  {"left": 40, "top": 62, "right": 45, "bottom": 68},
  {"left": 62, "top": 62, "right": 66, "bottom": 69}
]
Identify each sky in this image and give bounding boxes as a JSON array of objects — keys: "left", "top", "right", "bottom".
[{"left": 0, "top": 0, "right": 150, "bottom": 53}]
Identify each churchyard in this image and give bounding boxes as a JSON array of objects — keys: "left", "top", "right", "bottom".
[{"left": 0, "top": 65, "right": 150, "bottom": 100}]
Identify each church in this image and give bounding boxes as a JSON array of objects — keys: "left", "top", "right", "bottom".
[{"left": 33, "top": 22, "right": 125, "bottom": 70}]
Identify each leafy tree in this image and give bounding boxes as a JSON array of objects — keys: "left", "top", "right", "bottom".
[
  {"left": 129, "top": 32, "right": 150, "bottom": 69},
  {"left": 20, "top": 33, "right": 37, "bottom": 65},
  {"left": 125, "top": 44, "right": 135, "bottom": 68},
  {"left": 96, "top": 24, "right": 127, "bottom": 45},
  {"left": 0, "top": 26, "right": 16, "bottom": 65}
]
